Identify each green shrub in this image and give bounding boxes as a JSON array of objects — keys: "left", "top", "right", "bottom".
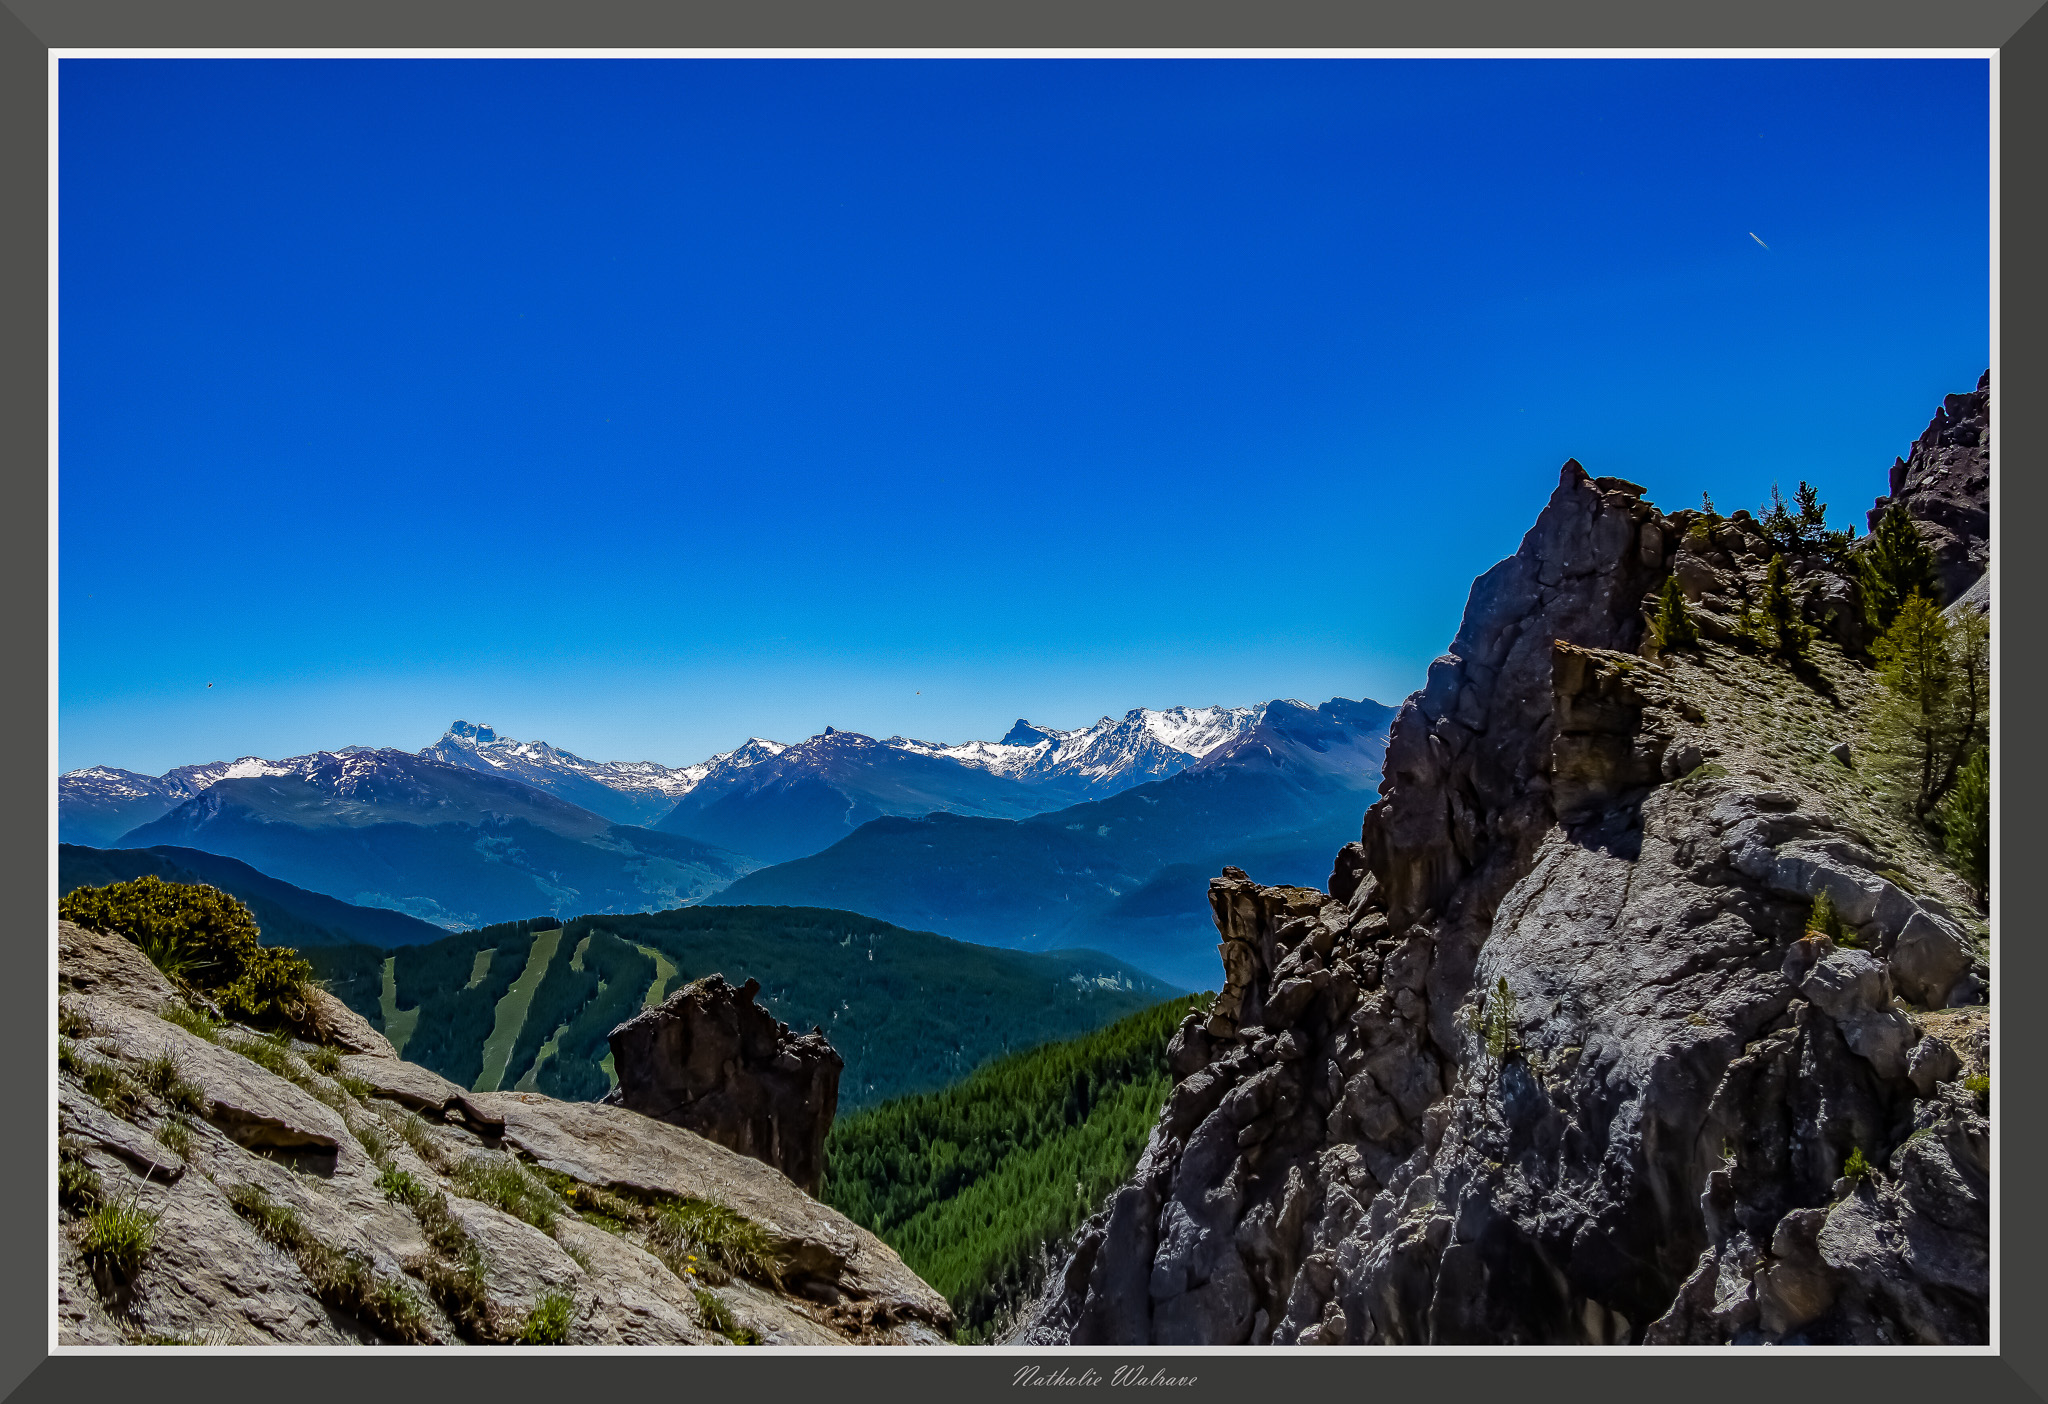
[
  {"left": 1649, "top": 575, "right": 1698, "bottom": 651},
  {"left": 1761, "top": 554, "right": 1814, "bottom": 661},
  {"left": 1483, "top": 976, "right": 1519, "bottom": 1061},
  {"left": 1938, "top": 747, "right": 1990, "bottom": 899},
  {"left": 1843, "top": 1146, "right": 1871, "bottom": 1181},
  {"left": 1964, "top": 1073, "right": 1989, "bottom": 1101},
  {"left": 61, "top": 876, "right": 314, "bottom": 1025},
  {"left": 59, "top": 1007, "right": 96, "bottom": 1039},
  {"left": 517, "top": 1289, "right": 576, "bottom": 1345},
  {"left": 1859, "top": 503, "right": 1939, "bottom": 630},
  {"left": 80, "top": 1197, "right": 158, "bottom": 1277}
]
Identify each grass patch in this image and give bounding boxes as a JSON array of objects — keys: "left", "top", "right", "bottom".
[
  {"left": 529, "top": 1166, "right": 641, "bottom": 1232},
  {"left": 135, "top": 1051, "right": 207, "bottom": 1116},
  {"left": 154, "top": 1115, "right": 195, "bottom": 1159},
  {"left": 382, "top": 1108, "right": 454, "bottom": 1172},
  {"left": 516, "top": 1289, "right": 576, "bottom": 1344},
  {"left": 692, "top": 1288, "right": 760, "bottom": 1345},
  {"left": 59, "top": 1007, "right": 97, "bottom": 1039},
  {"left": 155, "top": 1002, "right": 220, "bottom": 1043},
  {"left": 80, "top": 1197, "right": 158, "bottom": 1278},
  {"left": 305, "top": 1044, "right": 344, "bottom": 1076},
  {"left": 451, "top": 1155, "right": 563, "bottom": 1234},
  {"left": 80, "top": 1059, "right": 141, "bottom": 1117},
  {"left": 378, "top": 1171, "right": 493, "bottom": 1335},
  {"left": 1674, "top": 762, "right": 1731, "bottom": 789},
  {"left": 1964, "top": 1073, "right": 1989, "bottom": 1102},
  {"left": 222, "top": 1031, "right": 302, "bottom": 1082},
  {"left": 224, "top": 1181, "right": 431, "bottom": 1343},
  {"left": 648, "top": 1198, "right": 784, "bottom": 1288},
  {"left": 58, "top": 1153, "right": 101, "bottom": 1213}
]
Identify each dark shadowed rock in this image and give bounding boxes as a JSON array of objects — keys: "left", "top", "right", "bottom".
[{"left": 604, "top": 974, "right": 844, "bottom": 1194}]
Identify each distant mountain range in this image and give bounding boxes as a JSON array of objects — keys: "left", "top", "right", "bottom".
[
  {"left": 109, "top": 749, "right": 758, "bottom": 930},
  {"left": 58, "top": 693, "right": 1394, "bottom": 981},
  {"left": 61, "top": 702, "right": 1293, "bottom": 849},
  {"left": 708, "top": 699, "right": 1395, "bottom": 989}
]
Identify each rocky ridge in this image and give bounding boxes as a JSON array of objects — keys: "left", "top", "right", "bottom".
[
  {"left": 57, "top": 920, "right": 951, "bottom": 1347},
  {"left": 1016, "top": 402, "right": 1991, "bottom": 1347}
]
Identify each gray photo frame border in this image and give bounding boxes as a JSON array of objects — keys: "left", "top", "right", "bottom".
[{"left": 2, "top": 3, "right": 2040, "bottom": 1400}]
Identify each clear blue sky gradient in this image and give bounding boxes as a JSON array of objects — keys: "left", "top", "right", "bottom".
[{"left": 58, "top": 58, "right": 1990, "bottom": 776}]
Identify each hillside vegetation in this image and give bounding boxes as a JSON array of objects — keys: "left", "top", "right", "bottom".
[
  {"left": 301, "top": 905, "right": 1180, "bottom": 1112},
  {"left": 822, "top": 993, "right": 1209, "bottom": 1341}
]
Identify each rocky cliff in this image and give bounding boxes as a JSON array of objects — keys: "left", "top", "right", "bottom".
[
  {"left": 1868, "top": 370, "right": 1989, "bottom": 605},
  {"left": 57, "top": 920, "right": 952, "bottom": 1347},
  {"left": 1016, "top": 389, "right": 1991, "bottom": 1347},
  {"left": 603, "top": 974, "right": 842, "bottom": 1195}
]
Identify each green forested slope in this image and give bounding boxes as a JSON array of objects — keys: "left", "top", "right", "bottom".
[
  {"left": 822, "top": 993, "right": 1210, "bottom": 1340},
  {"left": 305, "top": 905, "right": 1182, "bottom": 1110}
]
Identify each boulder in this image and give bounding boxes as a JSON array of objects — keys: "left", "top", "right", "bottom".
[
  {"left": 462, "top": 1090, "right": 953, "bottom": 1334},
  {"left": 1889, "top": 910, "right": 1976, "bottom": 1009},
  {"left": 57, "top": 920, "right": 179, "bottom": 1011},
  {"left": 303, "top": 988, "right": 399, "bottom": 1058},
  {"left": 604, "top": 974, "right": 842, "bottom": 1194}
]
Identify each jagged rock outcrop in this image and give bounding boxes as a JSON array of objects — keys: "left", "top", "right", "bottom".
[
  {"left": 1868, "top": 369, "right": 1989, "bottom": 604},
  {"left": 602, "top": 974, "right": 843, "bottom": 1195},
  {"left": 1017, "top": 399, "right": 1990, "bottom": 1348},
  {"left": 57, "top": 921, "right": 949, "bottom": 1346}
]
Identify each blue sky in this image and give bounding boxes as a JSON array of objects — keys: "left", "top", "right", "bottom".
[{"left": 59, "top": 57, "right": 1990, "bottom": 776}]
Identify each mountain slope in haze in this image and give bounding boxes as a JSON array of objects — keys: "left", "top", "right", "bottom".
[
  {"left": 706, "top": 698, "right": 1395, "bottom": 988},
  {"left": 58, "top": 843, "right": 452, "bottom": 948},
  {"left": 308, "top": 904, "right": 1179, "bottom": 1112},
  {"left": 116, "top": 749, "right": 757, "bottom": 929}
]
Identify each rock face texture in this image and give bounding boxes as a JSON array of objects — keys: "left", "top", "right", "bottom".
[
  {"left": 603, "top": 974, "right": 843, "bottom": 1195},
  {"left": 57, "top": 922, "right": 949, "bottom": 1347},
  {"left": 1017, "top": 403, "right": 1991, "bottom": 1348},
  {"left": 1868, "top": 370, "right": 1990, "bottom": 604}
]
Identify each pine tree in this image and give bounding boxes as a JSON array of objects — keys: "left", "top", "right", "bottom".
[
  {"left": 1868, "top": 593, "right": 1985, "bottom": 818},
  {"left": 1939, "top": 746, "right": 1990, "bottom": 901},
  {"left": 1650, "top": 575, "right": 1698, "bottom": 652},
  {"left": 1859, "top": 504, "right": 1939, "bottom": 629},
  {"left": 1760, "top": 554, "right": 1814, "bottom": 661}
]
